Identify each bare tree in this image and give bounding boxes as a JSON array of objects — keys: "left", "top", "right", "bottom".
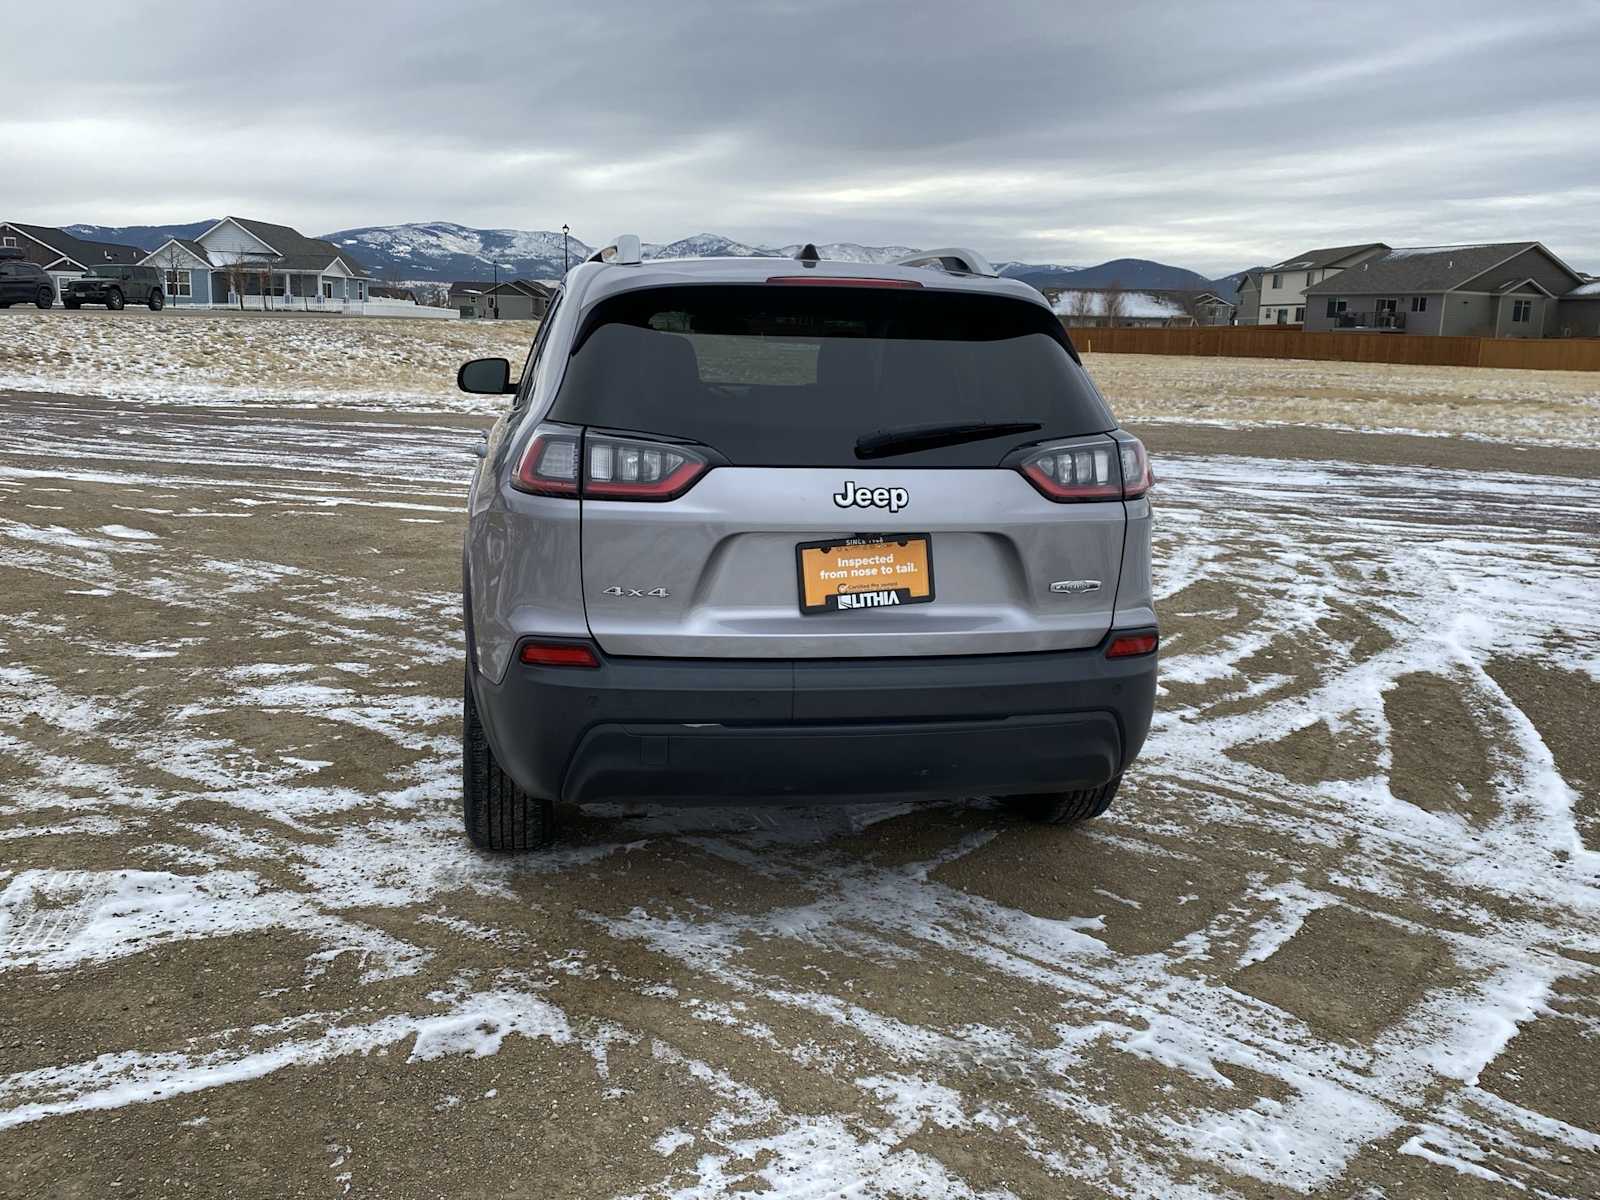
[
  {"left": 220, "top": 253, "right": 276, "bottom": 312},
  {"left": 147, "top": 244, "right": 194, "bottom": 306},
  {"left": 1101, "top": 285, "right": 1127, "bottom": 326},
  {"left": 1065, "top": 289, "right": 1097, "bottom": 325}
]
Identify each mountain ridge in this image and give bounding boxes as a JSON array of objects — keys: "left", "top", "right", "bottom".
[{"left": 62, "top": 219, "right": 1247, "bottom": 296}]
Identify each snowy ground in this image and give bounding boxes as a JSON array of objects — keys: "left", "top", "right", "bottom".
[
  {"left": 4, "top": 308, "right": 1600, "bottom": 443},
  {"left": 1, "top": 381, "right": 1596, "bottom": 1198}
]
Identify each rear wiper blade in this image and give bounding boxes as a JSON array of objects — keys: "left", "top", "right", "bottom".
[{"left": 854, "top": 420, "right": 1042, "bottom": 460}]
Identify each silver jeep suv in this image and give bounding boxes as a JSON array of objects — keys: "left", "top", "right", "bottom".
[{"left": 457, "top": 239, "right": 1157, "bottom": 850}]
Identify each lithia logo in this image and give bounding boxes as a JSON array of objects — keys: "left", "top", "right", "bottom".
[
  {"left": 833, "top": 481, "right": 909, "bottom": 513},
  {"left": 838, "top": 590, "right": 902, "bottom": 609}
]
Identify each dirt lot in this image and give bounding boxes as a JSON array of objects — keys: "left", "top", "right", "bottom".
[{"left": 1, "top": 317, "right": 1598, "bottom": 1198}]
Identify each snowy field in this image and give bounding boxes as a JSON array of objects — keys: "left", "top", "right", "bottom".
[
  {"left": 3, "top": 308, "right": 1600, "bottom": 443},
  {"left": 1, "top": 319, "right": 1599, "bottom": 1196}
]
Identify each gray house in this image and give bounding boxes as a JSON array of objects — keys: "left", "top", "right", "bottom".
[
  {"left": 474, "top": 279, "right": 552, "bottom": 320},
  {"left": 1558, "top": 278, "right": 1600, "bottom": 338},
  {"left": 1233, "top": 273, "right": 1260, "bottom": 325},
  {"left": 1302, "top": 242, "right": 1586, "bottom": 337}
]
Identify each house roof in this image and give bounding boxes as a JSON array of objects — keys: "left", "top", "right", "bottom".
[
  {"left": 2, "top": 222, "right": 140, "bottom": 269},
  {"left": 1303, "top": 242, "right": 1577, "bottom": 296},
  {"left": 141, "top": 237, "right": 212, "bottom": 267},
  {"left": 483, "top": 279, "right": 552, "bottom": 297},
  {"left": 1266, "top": 243, "right": 1388, "bottom": 272},
  {"left": 1565, "top": 280, "right": 1600, "bottom": 299},
  {"left": 449, "top": 280, "right": 497, "bottom": 297},
  {"left": 221, "top": 216, "right": 370, "bottom": 277}
]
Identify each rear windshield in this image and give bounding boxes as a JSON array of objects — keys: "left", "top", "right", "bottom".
[{"left": 548, "top": 285, "right": 1113, "bottom": 467}]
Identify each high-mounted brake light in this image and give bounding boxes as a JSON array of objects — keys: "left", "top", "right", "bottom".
[
  {"left": 1106, "top": 632, "right": 1158, "bottom": 659},
  {"left": 511, "top": 424, "right": 712, "bottom": 501},
  {"left": 1017, "top": 436, "right": 1153, "bottom": 503},
  {"left": 763, "top": 276, "right": 923, "bottom": 288},
  {"left": 519, "top": 640, "right": 600, "bottom": 667}
]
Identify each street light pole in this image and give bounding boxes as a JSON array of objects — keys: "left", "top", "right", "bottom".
[
  {"left": 562, "top": 224, "right": 570, "bottom": 275},
  {"left": 492, "top": 260, "right": 498, "bottom": 319}
]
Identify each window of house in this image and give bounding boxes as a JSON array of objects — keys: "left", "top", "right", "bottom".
[
  {"left": 1410, "top": 296, "right": 1428, "bottom": 313},
  {"left": 1272, "top": 273, "right": 1282, "bottom": 289},
  {"left": 1294, "top": 306, "right": 1305, "bottom": 323},
  {"left": 1326, "top": 298, "right": 1347, "bottom": 317},
  {"left": 164, "top": 269, "right": 191, "bottom": 298},
  {"left": 1275, "top": 309, "right": 1287, "bottom": 325},
  {"left": 1512, "top": 299, "right": 1533, "bottom": 323},
  {"left": 1376, "top": 298, "right": 1397, "bottom": 314},
  {"left": 1, "top": 236, "right": 16, "bottom": 247},
  {"left": 1305, "top": 270, "right": 1318, "bottom": 286}
]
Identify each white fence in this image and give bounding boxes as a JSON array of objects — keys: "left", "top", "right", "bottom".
[{"left": 183, "top": 297, "right": 458, "bottom": 319}]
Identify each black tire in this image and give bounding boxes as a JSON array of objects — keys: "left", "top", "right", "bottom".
[
  {"left": 106, "top": 288, "right": 125, "bottom": 311},
  {"left": 1003, "top": 775, "right": 1121, "bottom": 826},
  {"left": 149, "top": 290, "right": 164, "bottom": 311},
  {"left": 35, "top": 287, "right": 53, "bottom": 309},
  {"left": 463, "top": 667, "right": 554, "bottom": 851}
]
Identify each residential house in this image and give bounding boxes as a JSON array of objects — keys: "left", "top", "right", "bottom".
[
  {"left": 138, "top": 216, "right": 372, "bottom": 308},
  {"left": 1258, "top": 243, "right": 1388, "bottom": 325},
  {"left": 1557, "top": 277, "right": 1600, "bottom": 338},
  {"left": 473, "top": 280, "right": 552, "bottom": 320},
  {"left": 369, "top": 284, "right": 419, "bottom": 303},
  {"left": 0, "top": 222, "right": 140, "bottom": 299},
  {"left": 1302, "top": 242, "right": 1586, "bottom": 337},
  {"left": 448, "top": 281, "right": 496, "bottom": 317},
  {"left": 1233, "top": 273, "right": 1261, "bottom": 325}
]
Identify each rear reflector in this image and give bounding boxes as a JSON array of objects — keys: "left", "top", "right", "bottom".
[
  {"left": 1106, "top": 632, "right": 1158, "bottom": 659},
  {"left": 519, "top": 641, "right": 600, "bottom": 667},
  {"left": 763, "top": 276, "right": 922, "bottom": 288}
]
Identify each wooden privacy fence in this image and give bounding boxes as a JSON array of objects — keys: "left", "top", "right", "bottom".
[{"left": 1062, "top": 325, "right": 1600, "bottom": 372}]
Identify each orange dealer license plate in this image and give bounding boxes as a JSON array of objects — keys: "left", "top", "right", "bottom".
[{"left": 795, "top": 533, "right": 935, "bottom": 616}]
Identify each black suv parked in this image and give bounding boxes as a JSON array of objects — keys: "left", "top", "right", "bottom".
[
  {"left": 65, "top": 264, "right": 165, "bottom": 311},
  {"left": 0, "top": 252, "right": 55, "bottom": 309}
]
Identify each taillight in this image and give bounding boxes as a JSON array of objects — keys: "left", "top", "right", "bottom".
[
  {"left": 519, "top": 640, "right": 600, "bottom": 667},
  {"left": 1017, "top": 437, "right": 1153, "bottom": 502},
  {"left": 1020, "top": 443, "right": 1121, "bottom": 501},
  {"left": 513, "top": 424, "right": 582, "bottom": 496},
  {"left": 1106, "top": 632, "right": 1158, "bottom": 658},
  {"left": 510, "top": 425, "right": 711, "bottom": 501},
  {"left": 1119, "top": 437, "right": 1153, "bottom": 499},
  {"left": 584, "top": 434, "right": 709, "bottom": 500}
]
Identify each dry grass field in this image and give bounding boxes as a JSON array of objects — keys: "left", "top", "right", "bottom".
[{"left": 1, "top": 308, "right": 1597, "bottom": 1198}]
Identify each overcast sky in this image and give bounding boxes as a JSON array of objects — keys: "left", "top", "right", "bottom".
[{"left": 4, "top": 1, "right": 1597, "bottom": 274}]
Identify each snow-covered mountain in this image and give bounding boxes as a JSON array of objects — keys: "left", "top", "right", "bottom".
[{"left": 319, "top": 223, "right": 933, "bottom": 282}]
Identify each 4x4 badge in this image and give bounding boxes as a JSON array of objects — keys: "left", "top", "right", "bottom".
[
  {"left": 833, "top": 481, "right": 909, "bottom": 513},
  {"left": 1050, "top": 579, "right": 1101, "bottom": 594}
]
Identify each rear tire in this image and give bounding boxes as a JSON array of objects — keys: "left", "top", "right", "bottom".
[
  {"left": 149, "top": 290, "right": 164, "bottom": 311},
  {"left": 106, "top": 289, "right": 125, "bottom": 311},
  {"left": 463, "top": 666, "right": 554, "bottom": 851},
  {"left": 35, "top": 287, "right": 53, "bottom": 309},
  {"left": 1002, "top": 774, "right": 1121, "bottom": 825}
]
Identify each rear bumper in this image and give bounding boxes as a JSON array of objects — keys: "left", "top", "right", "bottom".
[{"left": 471, "top": 637, "right": 1157, "bottom": 806}]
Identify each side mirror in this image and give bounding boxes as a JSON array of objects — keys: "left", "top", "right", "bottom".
[{"left": 457, "top": 357, "right": 517, "bottom": 395}]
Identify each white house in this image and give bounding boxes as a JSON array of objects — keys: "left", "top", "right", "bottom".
[
  {"left": 1257, "top": 242, "right": 1388, "bottom": 325},
  {"left": 139, "top": 216, "right": 374, "bottom": 309}
]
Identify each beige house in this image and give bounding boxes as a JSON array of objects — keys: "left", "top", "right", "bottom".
[{"left": 1257, "top": 242, "right": 1388, "bottom": 325}]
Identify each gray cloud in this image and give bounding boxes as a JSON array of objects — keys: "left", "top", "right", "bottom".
[{"left": 2, "top": 0, "right": 1597, "bottom": 274}]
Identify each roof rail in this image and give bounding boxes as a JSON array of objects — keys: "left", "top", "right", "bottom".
[
  {"left": 893, "top": 247, "right": 998, "bottom": 278},
  {"left": 587, "top": 234, "right": 643, "bottom": 266}
]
